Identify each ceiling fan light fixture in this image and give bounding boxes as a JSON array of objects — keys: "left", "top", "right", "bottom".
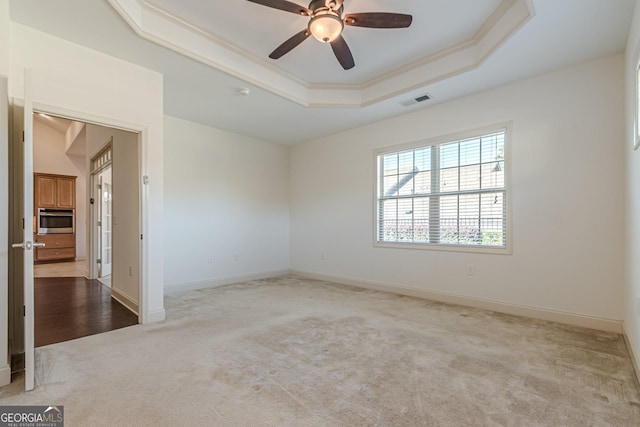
[
  {"left": 247, "top": 0, "right": 412, "bottom": 70},
  {"left": 308, "top": 12, "right": 344, "bottom": 43}
]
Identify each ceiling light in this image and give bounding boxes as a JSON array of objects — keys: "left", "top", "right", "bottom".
[
  {"left": 308, "top": 11, "right": 343, "bottom": 43},
  {"left": 238, "top": 88, "right": 250, "bottom": 96}
]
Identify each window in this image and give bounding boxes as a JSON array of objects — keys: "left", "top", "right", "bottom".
[{"left": 375, "top": 126, "right": 509, "bottom": 252}]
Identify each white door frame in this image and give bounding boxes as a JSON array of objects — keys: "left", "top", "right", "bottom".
[
  {"left": 89, "top": 141, "right": 113, "bottom": 281},
  {"left": 0, "top": 76, "right": 10, "bottom": 387},
  {"left": 32, "top": 102, "right": 148, "bottom": 324},
  {"left": 8, "top": 70, "right": 37, "bottom": 390},
  {"left": 19, "top": 70, "right": 35, "bottom": 391}
]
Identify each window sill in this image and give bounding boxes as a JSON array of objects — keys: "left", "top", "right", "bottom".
[{"left": 374, "top": 241, "right": 512, "bottom": 255}]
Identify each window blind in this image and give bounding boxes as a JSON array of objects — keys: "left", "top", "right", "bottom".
[{"left": 377, "top": 129, "right": 507, "bottom": 248}]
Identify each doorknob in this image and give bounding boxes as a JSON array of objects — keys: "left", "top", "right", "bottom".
[{"left": 11, "top": 241, "right": 45, "bottom": 250}]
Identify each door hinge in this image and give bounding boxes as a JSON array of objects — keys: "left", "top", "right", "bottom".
[
  {"left": 140, "top": 234, "right": 143, "bottom": 240},
  {"left": 22, "top": 218, "right": 24, "bottom": 229},
  {"left": 96, "top": 259, "right": 102, "bottom": 264},
  {"left": 23, "top": 305, "right": 25, "bottom": 317},
  {"left": 97, "top": 221, "right": 101, "bottom": 227},
  {"left": 22, "top": 131, "right": 24, "bottom": 142}
]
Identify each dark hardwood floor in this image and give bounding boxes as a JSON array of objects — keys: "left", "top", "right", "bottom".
[{"left": 35, "top": 277, "right": 138, "bottom": 347}]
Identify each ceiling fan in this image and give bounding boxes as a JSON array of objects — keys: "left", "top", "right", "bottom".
[{"left": 247, "top": 0, "right": 413, "bottom": 70}]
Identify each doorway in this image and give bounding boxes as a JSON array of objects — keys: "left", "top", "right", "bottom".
[
  {"left": 11, "top": 111, "right": 139, "bottom": 351},
  {"left": 7, "top": 74, "right": 155, "bottom": 390}
]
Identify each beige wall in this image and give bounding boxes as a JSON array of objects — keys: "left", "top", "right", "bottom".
[
  {"left": 86, "top": 124, "right": 140, "bottom": 312},
  {"left": 291, "top": 54, "right": 625, "bottom": 331},
  {"left": 33, "top": 119, "right": 87, "bottom": 260},
  {"left": 163, "top": 116, "right": 290, "bottom": 292}
]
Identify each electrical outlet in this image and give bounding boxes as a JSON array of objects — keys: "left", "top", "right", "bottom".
[
  {"left": 466, "top": 264, "right": 475, "bottom": 276},
  {"left": 208, "top": 256, "right": 215, "bottom": 263},
  {"left": 129, "top": 266, "right": 133, "bottom": 277}
]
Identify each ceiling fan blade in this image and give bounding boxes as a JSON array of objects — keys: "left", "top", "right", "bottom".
[
  {"left": 344, "top": 13, "right": 413, "bottom": 29},
  {"left": 330, "top": 35, "right": 355, "bottom": 70},
  {"left": 269, "top": 29, "right": 310, "bottom": 59},
  {"left": 246, "top": 0, "right": 311, "bottom": 16}
]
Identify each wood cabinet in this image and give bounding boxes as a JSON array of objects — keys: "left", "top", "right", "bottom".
[
  {"left": 35, "top": 173, "right": 76, "bottom": 208},
  {"left": 34, "top": 173, "right": 77, "bottom": 263},
  {"left": 56, "top": 177, "right": 76, "bottom": 208},
  {"left": 35, "top": 175, "right": 57, "bottom": 207},
  {"left": 34, "top": 234, "right": 76, "bottom": 262}
]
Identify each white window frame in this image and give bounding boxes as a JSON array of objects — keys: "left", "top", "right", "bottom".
[
  {"left": 373, "top": 123, "right": 512, "bottom": 255},
  {"left": 635, "top": 62, "right": 640, "bottom": 151}
]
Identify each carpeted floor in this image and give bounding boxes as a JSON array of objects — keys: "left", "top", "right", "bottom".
[{"left": 1, "top": 276, "right": 639, "bottom": 426}]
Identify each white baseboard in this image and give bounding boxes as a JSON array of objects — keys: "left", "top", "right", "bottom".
[
  {"left": 111, "top": 288, "right": 139, "bottom": 316},
  {"left": 0, "top": 364, "right": 10, "bottom": 387},
  {"left": 290, "top": 269, "right": 623, "bottom": 334},
  {"left": 623, "top": 322, "right": 640, "bottom": 387},
  {"left": 164, "top": 269, "right": 290, "bottom": 295},
  {"left": 145, "top": 308, "right": 165, "bottom": 324}
]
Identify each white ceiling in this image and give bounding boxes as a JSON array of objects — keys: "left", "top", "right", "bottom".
[
  {"left": 132, "top": 0, "right": 505, "bottom": 84},
  {"left": 108, "top": 0, "right": 534, "bottom": 108},
  {"left": 9, "top": 0, "right": 635, "bottom": 144}
]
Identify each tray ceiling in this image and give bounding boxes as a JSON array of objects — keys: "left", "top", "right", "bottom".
[
  {"left": 9, "top": 0, "right": 635, "bottom": 144},
  {"left": 108, "top": 0, "right": 534, "bottom": 107}
]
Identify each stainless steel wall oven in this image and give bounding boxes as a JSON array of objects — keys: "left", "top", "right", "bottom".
[{"left": 37, "top": 208, "right": 74, "bottom": 234}]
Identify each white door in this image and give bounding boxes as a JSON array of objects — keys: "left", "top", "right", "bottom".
[
  {"left": 99, "top": 167, "right": 112, "bottom": 278},
  {"left": 90, "top": 143, "right": 112, "bottom": 283},
  {"left": 11, "top": 70, "right": 37, "bottom": 391}
]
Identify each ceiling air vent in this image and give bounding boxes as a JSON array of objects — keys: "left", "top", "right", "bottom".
[{"left": 401, "top": 93, "right": 432, "bottom": 107}]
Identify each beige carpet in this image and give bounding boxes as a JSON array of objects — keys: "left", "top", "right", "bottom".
[{"left": 1, "top": 276, "right": 639, "bottom": 426}]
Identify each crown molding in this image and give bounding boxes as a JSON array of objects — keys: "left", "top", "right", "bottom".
[{"left": 108, "top": 0, "right": 534, "bottom": 108}]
